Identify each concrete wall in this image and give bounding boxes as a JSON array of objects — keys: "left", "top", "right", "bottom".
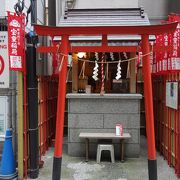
[
  {"left": 0, "top": 0, "right": 5, "bottom": 16},
  {"left": 74, "top": 0, "right": 138, "bottom": 9},
  {"left": 55, "top": 0, "right": 175, "bottom": 25},
  {"left": 139, "top": 0, "right": 180, "bottom": 23},
  {"left": 67, "top": 94, "right": 142, "bottom": 159},
  {"left": 0, "top": 71, "right": 17, "bottom": 159},
  {"left": 56, "top": 0, "right": 180, "bottom": 25},
  {"left": 139, "top": 0, "right": 168, "bottom": 20},
  {"left": 37, "top": 0, "right": 45, "bottom": 25},
  {"left": 56, "top": 0, "right": 65, "bottom": 25}
]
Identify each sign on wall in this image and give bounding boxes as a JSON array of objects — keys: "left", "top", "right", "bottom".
[
  {"left": 0, "top": 32, "right": 9, "bottom": 88},
  {"left": 8, "top": 11, "right": 25, "bottom": 72},
  {"left": 166, "top": 82, "right": 179, "bottom": 110}
]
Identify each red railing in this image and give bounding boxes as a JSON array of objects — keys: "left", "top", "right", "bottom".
[
  {"left": 23, "top": 76, "right": 58, "bottom": 178},
  {"left": 153, "top": 73, "right": 180, "bottom": 178},
  {"left": 38, "top": 76, "right": 58, "bottom": 163}
]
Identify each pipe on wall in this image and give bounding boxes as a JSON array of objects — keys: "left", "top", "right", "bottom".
[{"left": 26, "top": 34, "right": 39, "bottom": 179}]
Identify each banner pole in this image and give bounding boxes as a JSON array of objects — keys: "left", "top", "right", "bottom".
[{"left": 17, "top": 71, "right": 24, "bottom": 180}]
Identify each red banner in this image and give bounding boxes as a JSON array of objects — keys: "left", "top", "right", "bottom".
[
  {"left": 168, "top": 14, "right": 180, "bottom": 73},
  {"left": 154, "top": 14, "right": 180, "bottom": 75},
  {"left": 8, "top": 12, "right": 25, "bottom": 72}
]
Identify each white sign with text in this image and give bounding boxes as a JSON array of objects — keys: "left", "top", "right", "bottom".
[
  {"left": 166, "top": 82, "right": 178, "bottom": 110},
  {"left": 0, "top": 32, "right": 9, "bottom": 88}
]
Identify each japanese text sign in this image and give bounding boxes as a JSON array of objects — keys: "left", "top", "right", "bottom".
[
  {"left": 0, "top": 32, "right": 9, "bottom": 88},
  {"left": 8, "top": 12, "right": 25, "bottom": 72}
]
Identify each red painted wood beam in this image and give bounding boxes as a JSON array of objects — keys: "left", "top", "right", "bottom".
[
  {"left": 37, "top": 46, "right": 138, "bottom": 53},
  {"left": 37, "top": 45, "right": 173, "bottom": 54},
  {"left": 71, "top": 46, "right": 138, "bottom": 52},
  {"left": 34, "top": 23, "right": 177, "bottom": 36},
  {"left": 102, "top": 34, "right": 108, "bottom": 47},
  {"left": 141, "top": 34, "right": 157, "bottom": 180}
]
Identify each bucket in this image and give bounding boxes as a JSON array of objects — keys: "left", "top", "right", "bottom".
[{"left": 78, "top": 76, "right": 88, "bottom": 90}]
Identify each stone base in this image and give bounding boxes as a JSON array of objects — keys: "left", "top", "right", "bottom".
[
  {"left": 67, "top": 93, "right": 142, "bottom": 159},
  {"left": 68, "top": 142, "right": 140, "bottom": 159}
]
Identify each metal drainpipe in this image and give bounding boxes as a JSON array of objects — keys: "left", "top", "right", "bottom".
[
  {"left": 48, "top": 0, "right": 56, "bottom": 26},
  {"left": 26, "top": 34, "right": 39, "bottom": 178}
]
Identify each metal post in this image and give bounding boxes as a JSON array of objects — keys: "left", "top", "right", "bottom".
[
  {"left": 52, "top": 35, "right": 69, "bottom": 180},
  {"left": 141, "top": 34, "right": 157, "bottom": 180},
  {"left": 48, "top": 0, "right": 56, "bottom": 26}
]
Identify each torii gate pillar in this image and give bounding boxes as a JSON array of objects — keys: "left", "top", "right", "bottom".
[
  {"left": 53, "top": 35, "right": 69, "bottom": 180},
  {"left": 141, "top": 34, "right": 157, "bottom": 180}
]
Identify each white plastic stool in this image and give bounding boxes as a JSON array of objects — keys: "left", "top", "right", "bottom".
[{"left": 96, "top": 144, "right": 115, "bottom": 163}]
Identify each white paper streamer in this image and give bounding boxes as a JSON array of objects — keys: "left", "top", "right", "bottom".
[
  {"left": 92, "top": 61, "right": 99, "bottom": 81},
  {"left": 115, "top": 61, "right": 121, "bottom": 80}
]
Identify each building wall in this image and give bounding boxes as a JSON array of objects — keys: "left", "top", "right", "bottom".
[
  {"left": 74, "top": 0, "right": 138, "bottom": 8},
  {"left": 1, "top": 0, "right": 45, "bottom": 30},
  {"left": 139, "top": 0, "right": 178, "bottom": 24},
  {"left": 56, "top": 0, "right": 180, "bottom": 25},
  {"left": 56, "top": 0, "right": 65, "bottom": 25},
  {"left": 0, "top": 0, "right": 5, "bottom": 16},
  {"left": 37, "top": 0, "right": 45, "bottom": 25},
  {"left": 139, "top": 0, "right": 180, "bottom": 23},
  {"left": 75, "top": 0, "right": 179, "bottom": 22},
  {"left": 139, "top": 0, "right": 168, "bottom": 21}
]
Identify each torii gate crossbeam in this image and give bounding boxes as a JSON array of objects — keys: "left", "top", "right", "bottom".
[{"left": 34, "top": 22, "right": 177, "bottom": 180}]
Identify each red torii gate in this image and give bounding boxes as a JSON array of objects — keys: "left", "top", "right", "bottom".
[{"left": 34, "top": 22, "right": 177, "bottom": 180}]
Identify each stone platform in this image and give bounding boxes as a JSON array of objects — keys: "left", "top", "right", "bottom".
[{"left": 66, "top": 93, "right": 142, "bottom": 159}]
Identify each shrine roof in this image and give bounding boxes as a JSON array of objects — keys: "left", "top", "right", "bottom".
[
  {"left": 58, "top": 8, "right": 150, "bottom": 27},
  {"left": 54, "top": 8, "right": 154, "bottom": 43}
]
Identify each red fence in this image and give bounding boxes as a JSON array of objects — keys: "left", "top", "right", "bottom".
[
  {"left": 38, "top": 76, "right": 58, "bottom": 162},
  {"left": 23, "top": 76, "right": 58, "bottom": 178},
  {"left": 152, "top": 13, "right": 180, "bottom": 177},
  {"left": 153, "top": 73, "right": 180, "bottom": 178}
]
